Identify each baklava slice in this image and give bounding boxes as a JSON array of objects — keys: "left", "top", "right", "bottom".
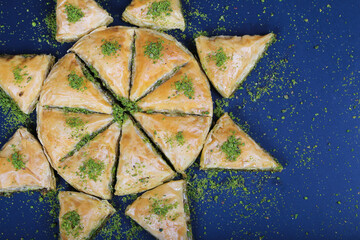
[
  {"left": 126, "top": 180, "right": 192, "bottom": 240},
  {"left": 123, "top": 0, "right": 185, "bottom": 31},
  {"left": 195, "top": 33, "right": 275, "bottom": 98},
  {"left": 0, "top": 54, "right": 54, "bottom": 114},
  {"left": 0, "top": 127, "right": 55, "bottom": 193},
  {"left": 70, "top": 26, "right": 135, "bottom": 99},
  {"left": 201, "top": 113, "right": 282, "bottom": 171},
  {"left": 39, "top": 53, "right": 112, "bottom": 114},
  {"left": 59, "top": 191, "right": 115, "bottom": 239},
  {"left": 56, "top": 0, "right": 113, "bottom": 42}
]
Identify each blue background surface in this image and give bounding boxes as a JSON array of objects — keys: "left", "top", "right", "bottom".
[{"left": 0, "top": 0, "right": 359, "bottom": 239}]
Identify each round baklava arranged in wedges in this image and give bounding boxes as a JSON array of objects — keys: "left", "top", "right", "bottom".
[{"left": 37, "top": 27, "right": 213, "bottom": 200}]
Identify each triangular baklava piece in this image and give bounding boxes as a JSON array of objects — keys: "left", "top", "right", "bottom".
[
  {"left": 195, "top": 33, "right": 275, "bottom": 98},
  {"left": 59, "top": 191, "right": 115, "bottom": 239},
  {"left": 39, "top": 53, "right": 112, "bottom": 114},
  {"left": 56, "top": 0, "right": 113, "bottom": 42},
  {"left": 130, "top": 29, "right": 192, "bottom": 101},
  {"left": 114, "top": 117, "right": 175, "bottom": 196},
  {"left": 126, "top": 180, "right": 192, "bottom": 240},
  {"left": 0, "top": 54, "right": 54, "bottom": 114},
  {"left": 133, "top": 112, "right": 211, "bottom": 173},
  {"left": 37, "top": 107, "right": 113, "bottom": 167},
  {"left": 201, "top": 113, "right": 282, "bottom": 171},
  {"left": 70, "top": 26, "right": 135, "bottom": 99},
  {"left": 123, "top": 0, "right": 185, "bottom": 31},
  {"left": 138, "top": 60, "right": 213, "bottom": 116},
  {"left": 57, "top": 123, "right": 120, "bottom": 199},
  {"left": 0, "top": 127, "right": 55, "bottom": 193}
]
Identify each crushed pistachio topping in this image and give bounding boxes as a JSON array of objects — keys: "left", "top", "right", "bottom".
[
  {"left": 144, "top": 40, "right": 164, "bottom": 63},
  {"left": 7, "top": 145, "right": 26, "bottom": 170},
  {"left": 101, "top": 40, "right": 121, "bottom": 56},
  {"left": 174, "top": 74, "right": 195, "bottom": 99},
  {"left": 68, "top": 71, "right": 87, "bottom": 91},
  {"left": 167, "top": 131, "right": 185, "bottom": 147},
  {"left": 88, "top": 65, "right": 100, "bottom": 78},
  {"left": 147, "top": 0, "right": 173, "bottom": 19},
  {"left": 221, "top": 134, "right": 244, "bottom": 161},
  {"left": 118, "top": 97, "right": 141, "bottom": 114},
  {"left": 209, "top": 47, "right": 229, "bottom": 68},
  {"left": 150, "top": 197, "right": 178, "bottom": 219},
  {"left": 78, "top": 158, "right": 105, "bottom": 181},
  {"left": 65, "top": 116, "right": 86, "bottom": 138},
  {"left": 13, "top": 65, "right": 31, "bottom": 84},
  {"left": 65, "top": 3, "right": 84, "bottom": 23},
  {"left": 113, "top": 104, "right": 127, "bottom": 126},
  {"left": 61, "top": 210, "right": 83, "bottom": 237}
]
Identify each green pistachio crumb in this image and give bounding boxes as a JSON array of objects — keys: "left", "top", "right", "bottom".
[
  {"left": 144, "top": 40, "right": 164, "bottom": 63},
  {"left": 175, "top": 131, "right": 185, "bottom": 145},
  {"left": 150, "top": 197, "right": 178, "bottom": 219},
  {"left": 65, "top": 3, "right": 84, "bottom": 23},
  {"left": 101, "top": 40, "right": 121, "bottom": 56},
  {"left": 209, "top": 47, "right": 229, "bottom": 68},
  {"left": 147, "top": 0, "right": 173, "bottom": 19},
  {"left": 112, "top": 104, "right": 127, "bottom": 126},
  {"left": 8, "top": 145, "right": 26, "bottom": 170},
  {"left": 221, "top": 134, "right": 244, "bottom": 161},
  {"left": 65, "top": 116, "right": 86, "bottom": 138},
  {"left": 78, "top": 158, "right": 105, "bottom": 181},
  {"left": 174, "top": 74, "right": 195, "bottom": 99},
  {"left": 61, "top": 210, "right": 83, "bottom": 237},
  {"left": 68, "top": 71, "right": 87, "bottom": 91},
  {"left": 13, "top": 65, "right": 29, "bottom": 84}
]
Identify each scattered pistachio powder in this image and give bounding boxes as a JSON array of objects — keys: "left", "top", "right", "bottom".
[
  {"left": 147, "top": 0, "right": 173, "bottom": 19},
  {"left": 65, "top": 116, "right": 86, "bottom": 138},
  {"left": 112, "top": 104, "right": 127, "bottom": 126},
  {"left": 174, "top": 74, "right": 195, "bottom": 99},
  {"left": 88, "top": 65, "right": 100, "bottom": 78},
  {"left": 101, "top": 40, "right": 121, "bottom": 56},
  {"left": 78, "top": 158, "right": 105, "bottom": 181},
  {"left": 209, "top": 47, "right": 229, "bottom": 68},
  {"left": 7, "top": 144, "right": 26, "bottom": 170},
  {"left": 221, "top": 134, "right": 244, "bottom": 161},
  {"left": 61, "top": 210, "right": 83, "bottom": 237},
  {"left": 175, "top": 131, "right": 185, "bottom": 145},
  {"left": 144, "top": 40, "right": 164, "bottom": 63},
  {"left": 150, "top": 197, "right": 178, "bottom": 219},
  {"left": 44, "top": 12, "right": 57, "bottom": 40},
  {"left": 67, "top": 71, "right": 87, "bottom": 91},
  {"left": 12, "top": 65, "right": 30, "bottom": 84},
  {"left": 65, "top": 3, "right": 84, "bottom": 23},
  {"left": 118, "top": 97, "right": 141, "bottom": 113}
]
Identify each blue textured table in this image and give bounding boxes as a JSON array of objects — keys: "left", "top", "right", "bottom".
[{"left": 0, "top": 0, "right": 359, "bottom": 239}]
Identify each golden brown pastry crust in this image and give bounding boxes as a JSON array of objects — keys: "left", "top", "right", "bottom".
[
  {"left": 59, "top": 191, "right": 115, "bottom": 240},
  {"left": 201, "top": 113, "right": 282, "bottom": 171},
  {"left": 70, "top": 26, "right": 135, "bottom": 99},
  {"left": 56, "top": 0, "right": 113, "bottom": 42},
  {"left": 126, "top": 180, "right": 191, "bottom": 240},
  {"left": 114, "top": 117, "right": 175, "bottom": 196},
  {"left": 195, "top": 33, "right": 275, "bottom": 98},
  {"left": 57, "top": 123, "right": 120, "bottom": 199},
  {"left": 138, "top": 59, "right": 213, "bottom": 117},
  {"left": 133, "top": 112, "right": 211, "bottom": 173},
  {"left": 130, "top": 29, "right": 192, "bottom": 101},
  {"left": 122, "top": 0, "right": 185, "bottom": 31},
  {"left": 0, "top": 55, "right": 55, "bottom": 114},
  {"left": 0, "top": 127, "right": 56, "bottom": 192},
  {"left": 39, "top": 53, "right": 112, "bottom": 114},
  {"left": 37, "top": 106, "right": 113, "bottom": 168}
]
